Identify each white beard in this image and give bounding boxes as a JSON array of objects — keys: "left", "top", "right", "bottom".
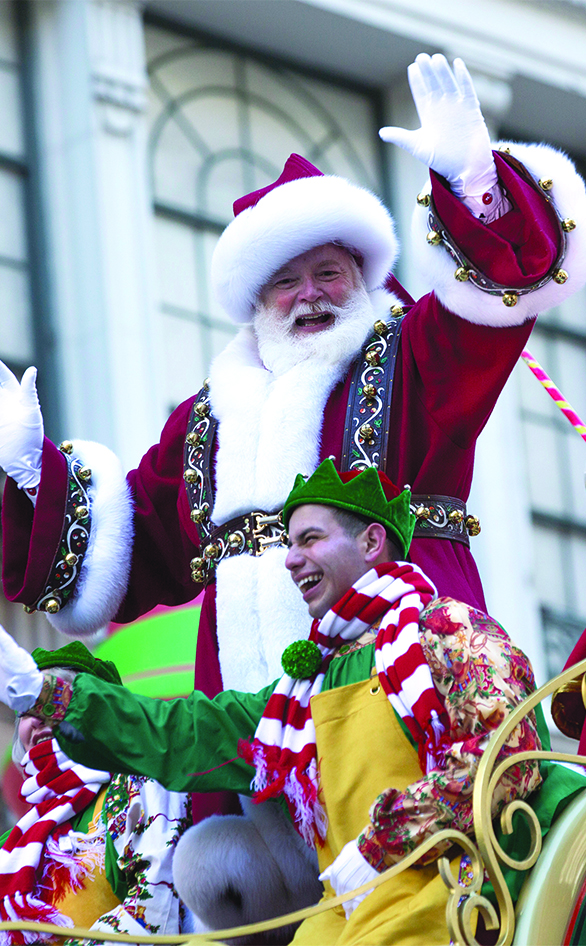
[{"left": 253, "top": 282, "right": 376, "bottom": 377}]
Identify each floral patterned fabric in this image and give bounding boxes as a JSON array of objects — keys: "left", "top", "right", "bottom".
[
  {"left": 58, "top": 774, "right": 191, "bottom": 944},
  {"left": 358, "top": 597, "right": 542, "bottom": 871}
]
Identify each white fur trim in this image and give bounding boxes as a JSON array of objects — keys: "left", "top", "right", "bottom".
[
  {"left": 412, "top": 141, "right": 586, "bottom": 326},
  {"left": 173, "top": 801, "right": 320, "bottom": 930},
  {"left": 211, "top": 174, "right": 399, "bottom": 323},
  {"left": 46, "top": 441, "right": 133, "bottom": 636}
]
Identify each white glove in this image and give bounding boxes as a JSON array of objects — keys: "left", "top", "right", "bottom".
[
  {"left": 319, "top": 839, "right": 379, "bottom": 920},
  {"left": 0, "top": 624, "right": 43, "bottom": 713},
  {"left": 379, "top": 53, "right": 497, "bottom": 200},
  {"left": 0, "top": 361, "right": 44, "bottom": 490}
]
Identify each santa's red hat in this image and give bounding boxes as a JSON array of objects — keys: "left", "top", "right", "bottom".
[{"left": 211, "top": 154, "right": 399, "bottom": 324}]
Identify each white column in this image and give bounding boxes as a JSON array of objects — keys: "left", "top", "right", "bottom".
[{"left": 27, "top": 0, "right": 164, "bottom": 470}]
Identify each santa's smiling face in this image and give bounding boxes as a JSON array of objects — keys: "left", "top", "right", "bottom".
[
  {"left": 258, "top": 243, "right": 362, "bottom": 336},
  {"left": 254, "top": 243, "right": 375, "bottom": 375}
]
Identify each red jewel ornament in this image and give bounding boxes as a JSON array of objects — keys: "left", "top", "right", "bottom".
[{"left": 482, "top": 192, "right": 493, "bottom": 205}]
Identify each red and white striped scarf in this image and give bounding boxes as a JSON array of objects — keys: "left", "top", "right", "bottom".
[
  {"left": 240, "top": 562, "right": 448, "bottom": 847},
  {"left": 0, "top": 737, "right": 110, "bottom": 945}
]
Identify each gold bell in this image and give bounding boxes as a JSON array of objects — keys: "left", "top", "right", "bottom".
[
  {"left": 23, "top": 604, "right": 35, "bottom": 614},
  {"left": 465, "top": 515, "right": 481, "bottom": 537},
  {"left": 45, "top": 598, "right": 61, "bottom": 614},
  {"left": 390, "top": 304, "right": 404, "bottom": 317},
  {"left": 203, "top": 378, "right": 210, "bottom": 392},
  {"left": 190, "top": 507, "right": 207, "bottom": 524},
  {"left": 78, "top": 466, "right": 92, "bottom": 481},
  {"left": 426, "top": 230, "right": 442, "bottom": 246},
  {"left": 553, "top": 269, "right": 569, "bottom": 284},
  {"left": 415, "top": 505, "right": 430, "bottom": 520},
  {"left": 59, "top": 440, "right": 73, "bottom": 454},
  {"left": 562, "top": 218, "right": 576, "bottom": 232},
  {"left": 454, "top": 267, "right": 469, "bottom": 282},
  {"left": 228, "top": 533, "right": 242, "bottom": 549},
  {"left": 184, "top": 469, "right": 198, "bottom": 484},
  {"left": 64, "top": 552, "right": 78, "bottom": 566},
  {"left": 365, "top": 350, "right": 379, "bottom": 366},
  {"left": 190, "top": 556, "right": 205, "bottom": 571},
  {"left": 416, "top": 192, "right": 430, "bottom": 207},
  {"left": 195, "top": 401, "right": 209, "bottom": 417},
  {"left": 499, "top": 146, "right": 511, "bottom": 155},
  {"left": 186, "top": 431, "right": 201, "bottom": 446},
  {"left": 191, "top": 569, "right": 205, "bottom": 584},
  {"left": 373, "top": 320, "right": 388, "bottom": 335},
  {"left": 360, "top": 423, "right": 374, "bottom": 441},
  {"left": 448, "top": 509, "right": 464, "bottom": 524},
  {"left": 502, "top": 292, "right": 519, "bottom": 307},
  {"left": 363, "top": 384, "right": 377, "bottom": 400},
  {"left": 74, "top": 505, "right": 88, "bottom": 520},
  {"left": 204, "top": 543, "right": 220, "bottom": 561},
  {"left": 538, "top": 178, "right": 553, "bottom": 191}
]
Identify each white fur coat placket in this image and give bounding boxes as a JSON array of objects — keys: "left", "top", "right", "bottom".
[{"left": 209, "top": 326, "right": 350, "bottom": 692}]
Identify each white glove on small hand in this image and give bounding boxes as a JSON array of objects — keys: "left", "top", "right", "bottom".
[
  {"left": 319, "top": 839, "right": 379, "bottom": 920},
  {"left": 0, "top": 624, "right": 43, "bottom": 713},
  {"left": 0, "top": 361, "right": 44, "bottom": 490},
  {"left": 379, "top": 53, "right": 497, "bottom": 199}
]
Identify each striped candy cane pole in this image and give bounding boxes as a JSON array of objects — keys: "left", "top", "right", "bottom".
[{"left": 521, "top": 349, "right": 586, "bottom": 443}]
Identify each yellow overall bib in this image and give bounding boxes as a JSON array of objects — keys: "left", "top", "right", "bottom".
[
  {"left": 51, "top": 788, "right": 121, "bottom": 941},
  {"left": 292, "top": 674, "right": 459, "bottom": 946}
]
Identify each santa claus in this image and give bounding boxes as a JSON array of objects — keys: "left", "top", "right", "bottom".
[{"left": 1, "top": 53, "right": 585, "bottom": 932}]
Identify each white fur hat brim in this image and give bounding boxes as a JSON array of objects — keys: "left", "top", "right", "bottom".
[{"left": 211, "top": 174, "right": 399, "bottom": 323}]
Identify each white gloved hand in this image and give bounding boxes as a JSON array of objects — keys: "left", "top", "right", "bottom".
[
  {"left": 379, "top": 53, "right": 497, "bottom": 199},
  {"left": 319, "top": 839, "right": 379, "bottom": 920},
  {"left": 0, "top": 361, "right": 44, "bottom": 490},
  {"left": 0, "top": 624, "right": 43, "bottom": 713}
]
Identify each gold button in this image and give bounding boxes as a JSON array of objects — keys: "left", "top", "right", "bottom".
[
  {"left": 74, "top": 505, "right": 88, "bottom": 520},
  {"left": 186, "top": 431, "right": 201, "bottom": 446},
  {"left": 204, "top": 543, "right": 220, "bottom": 560},
  {"left": 195, "top": 402, "right": 209, "bottom": 417},
  {"left": 228, "top": 533, "right": 242, "bottom": 549},
  {"left": 59, "top": 440, "right": 73, "bottom": 454},
  {"left": 426, "top": 230, "right": 441, "bottom": 246},
  {"left": 454, "top": 267, "right": 469, "bottom": 282},
  {"left": 416, "top": 192, "right": 430, "bottom": 207},
  {"left": 365, "top": 351, "right": 379, "bottom": 366},
  {"left": 553, "top": 269, "right": 568, "bottom": 284},
  {"left": 64, "top": 552, "right": 78, "bottom": 566},
  {"left": 373, "top": 319, "right": 388, "bottom": 335},
  {"left": 190, "top": 507, "right": 207, "bottom": 523},
  {"left": 78, "top": 466, "right": 92, "bottom": 481},
  {"left": 502, "top": 292, "right": 519, "bottom": 307},
  {"left": 360, "top": 423, "right": 374, "bottom": 441},
  {"left": 45, "top": 598, "right": 60, "bottom": 614},
  {"left": 184, "top": 470, "right": 198, "bottom": 484},
  {"left": 363, "top": 384, "right": 377, "bottom": 400}
]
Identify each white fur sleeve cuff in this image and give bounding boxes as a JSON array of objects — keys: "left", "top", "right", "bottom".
[
  {"left": 46, "top": 440, "right": 133, "bottom": 636},
  {"left": 412, "top": 141, "right": 586, "bottom": 327}
]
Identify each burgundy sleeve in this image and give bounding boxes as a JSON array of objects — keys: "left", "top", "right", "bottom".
[{"left": 430, "top": 151, "right": 561, "bottom": 286}]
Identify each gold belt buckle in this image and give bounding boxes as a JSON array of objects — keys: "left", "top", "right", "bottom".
[{"left": 251, "top": 511, "right": 286, "bottom": 555}]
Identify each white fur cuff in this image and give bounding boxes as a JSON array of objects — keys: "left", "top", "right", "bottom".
[
  {"left": 412, "top": 141, "right": 586, "bottom": 326},
  {"left": 46, "top": 440, "right": 133, "bottom": 636}
]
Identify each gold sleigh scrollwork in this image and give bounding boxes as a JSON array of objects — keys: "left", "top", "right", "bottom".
[{"left": 2, "top": 660, "right": 586, "bottom": 945}]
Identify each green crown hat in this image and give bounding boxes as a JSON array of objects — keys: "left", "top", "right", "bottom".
[
  {"left": 32, "top": 640, "right": 123, "bottom": 687},
  {"left": 283, "top": 458, "right": 415, "bottom": 558}
]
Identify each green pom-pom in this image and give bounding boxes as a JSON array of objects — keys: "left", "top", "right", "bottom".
[{"left": 281, "top": 640, "right": 322, "bottom": 679}]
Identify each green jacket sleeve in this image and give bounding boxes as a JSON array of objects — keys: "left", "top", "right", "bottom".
[{"left": 56, "top": 674, "right": 276, "bottom": 794}]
